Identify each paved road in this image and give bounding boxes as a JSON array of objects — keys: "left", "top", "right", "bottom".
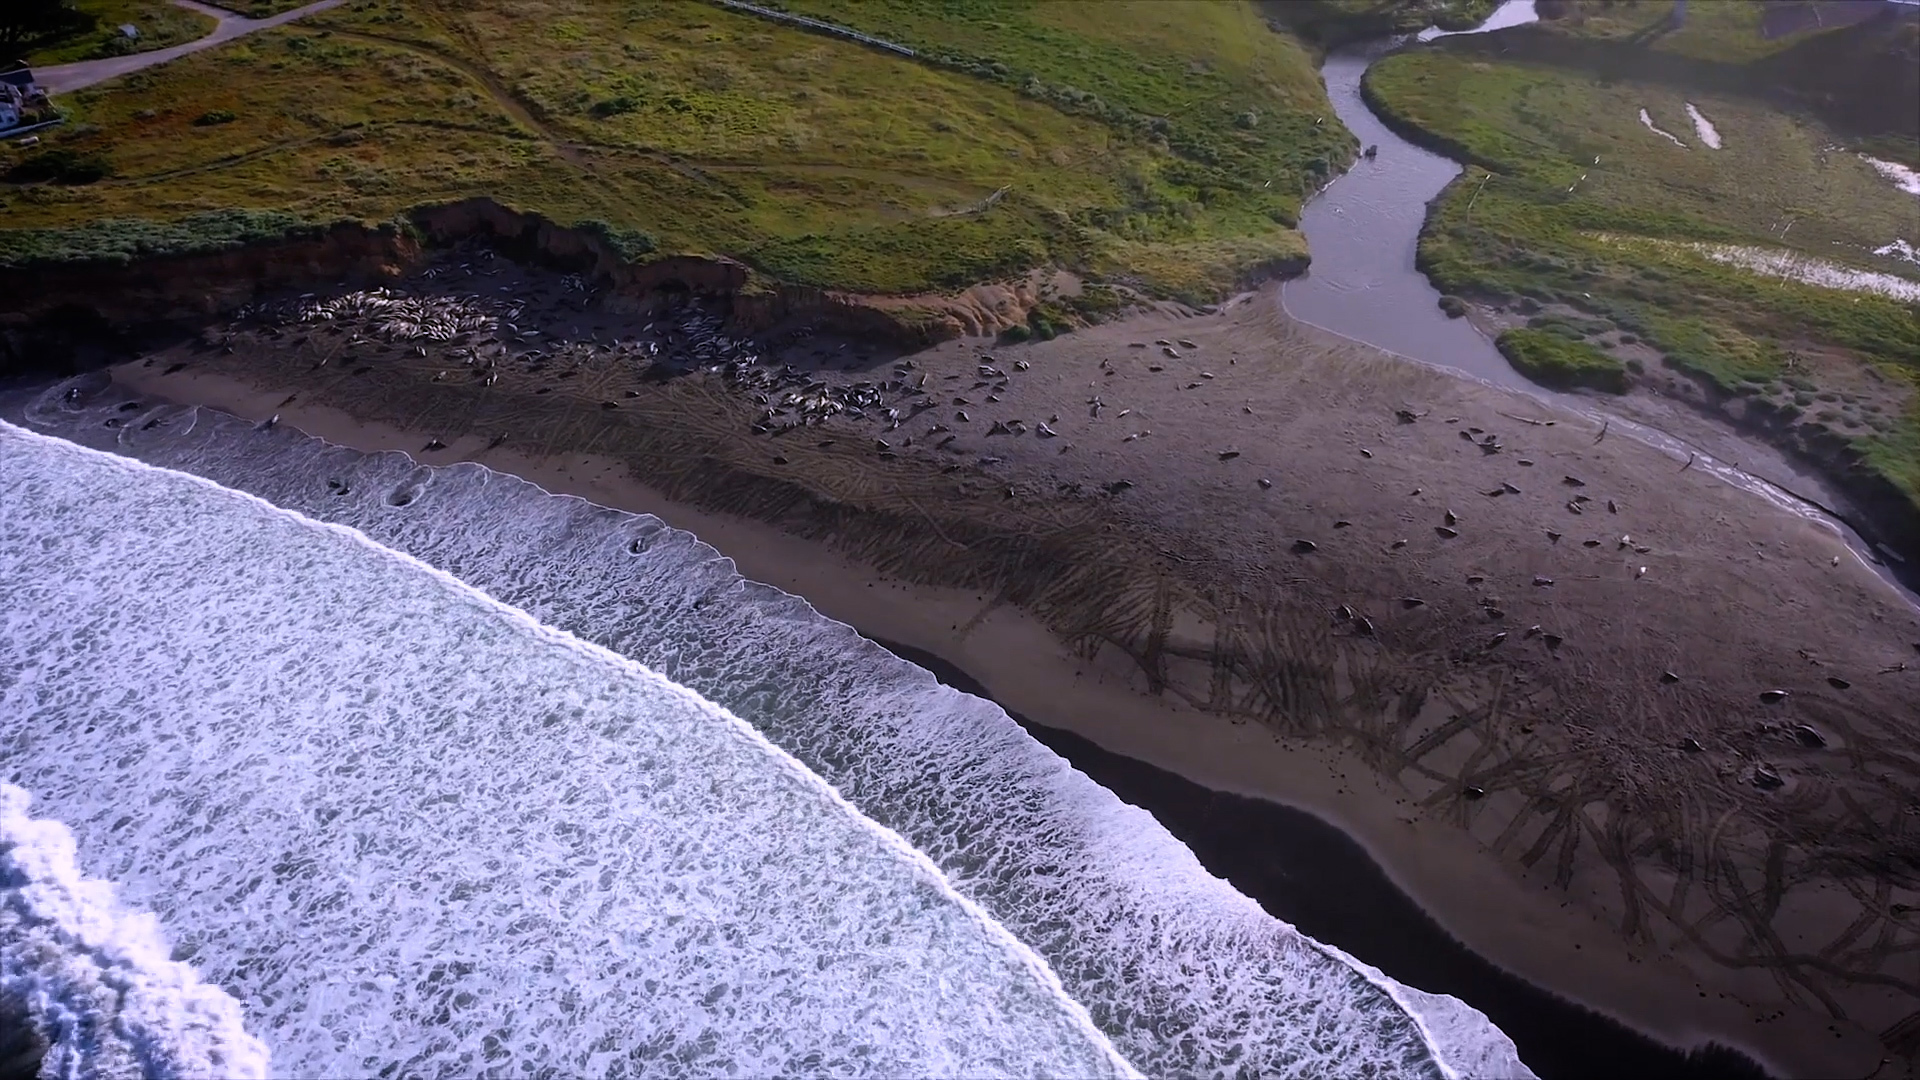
[{"left": 36, "top": 0, "right": 344, "bottom": 96}]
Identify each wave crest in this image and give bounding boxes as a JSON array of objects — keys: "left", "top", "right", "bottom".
[{"left": 1, "top": 784, "right": 272, "bottom": 1080}]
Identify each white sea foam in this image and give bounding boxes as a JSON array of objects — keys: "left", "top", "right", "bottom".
[
  {"left": 1861, "top": 154, "right": 1920, "bottom": 196},
  {"left": 1639, "top": 108, "right": 1689, "bottom": 149},
  {"left": 1684, "top": 103, "right": 1722, "bottom": 149},
  {"left": 0, "top": 422, "right": 1136, "bottom": 1079},
  {"left": 1, "top": 785, "right": 273, "bottom": 1080},
  {"left": 1875, "top": 239, "right": 1920, "bottom": 268},
  {"left": 1, "top": 398, "right": 1534, "bottom": 1078}
]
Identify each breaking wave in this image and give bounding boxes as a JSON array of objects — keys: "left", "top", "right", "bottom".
[
  {"left": 1, "top": 387, "right": 1532, "bottom": 1078},
  {"left": 1, "top": 786, "right": 271, "bottom": 1080}
]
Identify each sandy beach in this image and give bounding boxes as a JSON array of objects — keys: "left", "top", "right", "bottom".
[{"left": 95, "top": 253, "right": 1920, "bottom": 1078}]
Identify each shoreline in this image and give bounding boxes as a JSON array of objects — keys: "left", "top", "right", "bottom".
[
  {"left": 873, "top": 635, "right": 1771, "bottom": 1080},
  {"left": 30, "top": 244, "right": 1912, "bottom": 1077},
  {"left": 82, "top": 294, "right": 1908, "bottom": 1078},
  {"left": 0, "top": 377, "right": 1758, "bottom": 1080}
]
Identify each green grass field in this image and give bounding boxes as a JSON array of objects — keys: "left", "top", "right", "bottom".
[
  {"left": 19, "top": 0, "right": 218, "bottom": 67},
  {"left": 0, "top": 0, "right": 1351, "bottom": 304},
  {"left": 1364, "top": 2, "right": 1920, "bottom": 523},
  {"left": 1495, "top": 326, "right": 1627, "bottom": 392}
]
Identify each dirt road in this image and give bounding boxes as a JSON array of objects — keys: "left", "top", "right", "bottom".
[{"left": 35, "top": 0, "right": 344, "bottom": 96}]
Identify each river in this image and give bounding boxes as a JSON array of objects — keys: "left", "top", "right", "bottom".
[
  {"left": 1282, "top": 4, "right": 1538, "bottom": 387},
  {"left": 1280, "top": 0, "right": 1918, "bottom": 603}
]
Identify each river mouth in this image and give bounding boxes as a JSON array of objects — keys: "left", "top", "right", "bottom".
[{"left": 1279, "top": 0, "right": 1918, "bottom": 605}]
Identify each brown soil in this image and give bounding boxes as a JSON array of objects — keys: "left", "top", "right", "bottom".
[
  {"left": 1464, "top": 294, "right": 1920, "bottom": 581},
  {"left": 0, "top": 198, "right": 1085, "bottom": 374}
]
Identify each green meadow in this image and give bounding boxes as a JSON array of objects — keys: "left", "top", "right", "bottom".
[
  {"left": 1, "top": 0, "right": 1353, "bottom": 304},
  {"left": 1363, "top": 0, "right": 1920, "bottom": 517}
]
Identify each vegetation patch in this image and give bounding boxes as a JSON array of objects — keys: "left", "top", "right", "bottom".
[
  {"left": 1495, "top": 327, "right": 1627, "bottom": 392},
  {"left": 12, "top": 1, "right": 218, "bottom": 67},
  {"left": 4, "top": 148, "right": 114, "bottom": 185},
  {"left": 1062, "top": 282, "right": 1128, "bottom": 322},
  {"left": 1365, "top": 2, "right": 1920, "bottom": 529},
  {"left": 575, "top": 219, "right": 656, "bottom": 263},
  {"left": 0, "top": 0, "right": 1346, "bottom": 304},
  {"left": 744, "top": 198, "right": 1064, "bottom": 294},
  {"left": 0, "top": 208, "right": 320, "bottom": 266}
]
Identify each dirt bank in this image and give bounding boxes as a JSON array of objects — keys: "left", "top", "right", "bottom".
[{"left": 4, "top": 197, "right": 1302, "bottom": 387}]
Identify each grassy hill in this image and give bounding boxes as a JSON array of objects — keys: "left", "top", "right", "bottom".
[
  {"left": 0, "top": 0, "right": 1351, "bottom": 304},
  {"left": 1363, "top": 0, "right": 1920, "bottom": 544}
]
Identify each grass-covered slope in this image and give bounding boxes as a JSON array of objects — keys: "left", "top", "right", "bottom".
[
  {"left": 1495, "top": 326, "right": 1626, "bottom": 393},
  {"left": 1363, "top": 0, "right": 1920, "bottom": 538},
  {"left": 0, "top": 0, "right": 1350, "bottom": 304}
]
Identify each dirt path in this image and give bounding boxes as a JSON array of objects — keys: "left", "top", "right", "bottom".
[
  {"left": 333, "top": 20, "right": 986, "bottom": 197},
  {"left": 36, "top": 0, "right": 344, "bottom": 96},
  {"left": 325, "top": 24, "right": 591, "bottom": 169}
]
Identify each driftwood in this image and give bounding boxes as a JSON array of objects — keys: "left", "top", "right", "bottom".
[{"left": 1495, "top": 410, "right": 1553, "bottom": 427}]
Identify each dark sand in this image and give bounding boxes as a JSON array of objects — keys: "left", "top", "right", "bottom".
[
  {"left": 0, "top": 1000, "right": 40, "bottom": 1080},
  {"left": 876, "top": 635, "right": 1773, "bottom": 1080},
  {"left": 84, "top": 249, "right": 1920, "bottom": 1078}
]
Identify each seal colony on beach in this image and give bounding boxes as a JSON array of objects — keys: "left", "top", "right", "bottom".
[{"left": 106, "top": 247, "right": 1920, "bottom": 1079}]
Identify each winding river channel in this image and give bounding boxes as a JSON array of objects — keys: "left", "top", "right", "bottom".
[{"left": 1281, "top": 0, "right": 1917, "bottom": 603}]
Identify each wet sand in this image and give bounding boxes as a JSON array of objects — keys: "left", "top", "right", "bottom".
[
  {"left": 93, "top": 256, "right": 1920, "bottom": 1079},
  {"left": 878, "top": 635, "right": 1770, "bottom": 1080}
]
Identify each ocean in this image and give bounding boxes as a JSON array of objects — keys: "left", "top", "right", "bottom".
[{"left": 0, "top": 378, "right": 1531, "bottom": 1078}]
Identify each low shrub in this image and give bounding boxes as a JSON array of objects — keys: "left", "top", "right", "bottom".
[
  {"left": 576, "top": 219, "right": 657, "bottom": 262},
  {"left": 4, "top": 150, "right": 114, "bottom": 185},
  {"left": 1496, "top": 328, "right": 1628, "bottom": 393},
  {"left": 1064, "top": 283, "right": 1126, "bottom": 322},
  {"left": 0, "top": 208, "right": 313, "bottom": 266},
  {"left": 589, "top": 96, "right": 639, "bottom": 118}
]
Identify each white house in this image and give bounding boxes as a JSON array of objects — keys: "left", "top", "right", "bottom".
[{"left": 1, "top": 67, "right": 42, "bottom": 133}]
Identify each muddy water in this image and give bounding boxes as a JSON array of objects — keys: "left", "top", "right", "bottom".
[
  {"left": 1280, "top": 32, "right": 1519, "bottom": 386},
  {"left": 1279, "top": 0, "right": 1917, "bottom": 602}
]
